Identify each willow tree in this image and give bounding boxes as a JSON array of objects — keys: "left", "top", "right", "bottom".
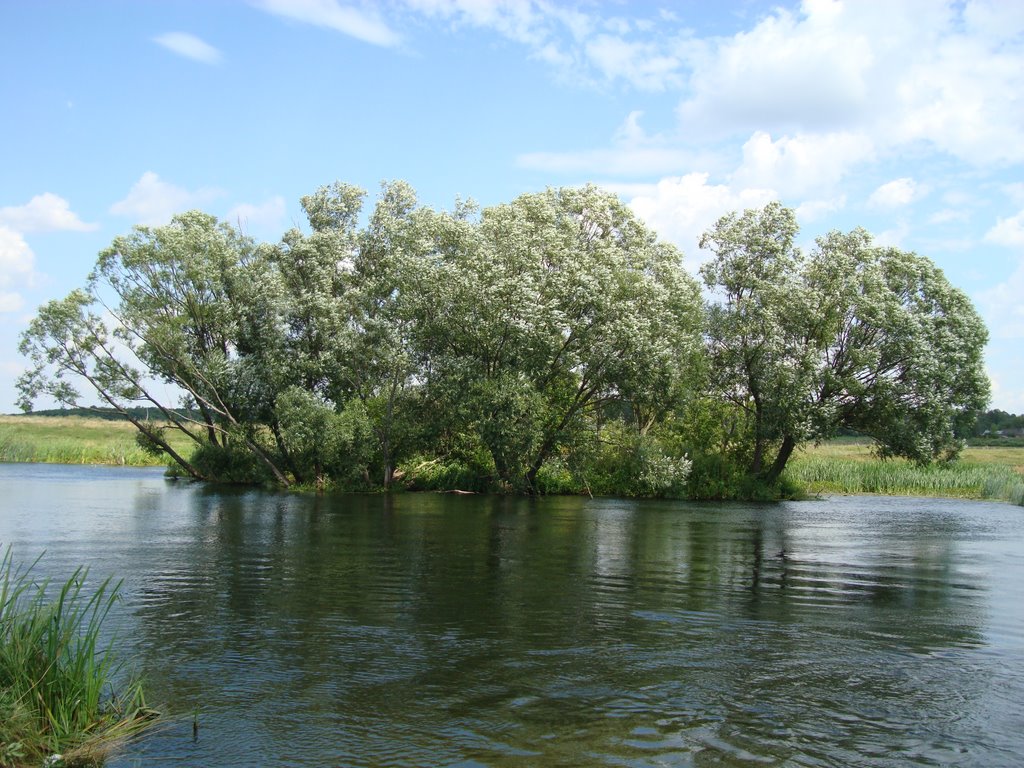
[
  {"left": 420, "top": 185, "right": 704, "bottom": 491},
  {"left": 18, "top": 212, "right": 291, "bottom": 484},
  {"left": 700, "top": 202, "right": 989, "bottom": 483}
]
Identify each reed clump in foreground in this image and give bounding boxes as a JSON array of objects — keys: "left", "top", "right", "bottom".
[{"left": 0, "top": 548, "right": 155, "bottom": 767}]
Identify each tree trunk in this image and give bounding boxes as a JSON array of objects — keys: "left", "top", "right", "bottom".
[{"left": 764, "top": 434, "right": 797, "bottom": 483}]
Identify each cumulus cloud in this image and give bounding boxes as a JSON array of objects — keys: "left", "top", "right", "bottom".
[
  {"left": 674, "top": 0, "right": 1024, "bottom": 165},
  {"left": 623, "top": 173, "right": 776, "bottom": 266},
  {"left": 110, "top": 172, "right": 223, "bottom": 227},
  {"left": 225, "top": 196, "right": 287, "bottom": 235},
  {"left": 0, "top": 226, "right": 38, "bottom": 284},
  {"left": 0, "top": 227, "right": 36, "bottom": 313},
  {"left": 153, "top": 32, "right": 222, "bottom": 64},
  {"left": 868, "top": 177, "right": 927, "bottom": 209},
  {"left": 0, "top": 193, "right": 97, "bottom": 233},
  {"left": 986, "top": 358, "right": 1024, "bottom": 413},
  {"left": 796, "top": 195, "right": 846, "bottom": 222},
  {"left": 980, "top": 259, "right": 1024, "bottom": 339},
  {"left": 518, "top": 110, "right": 718, "bottom": 177},
  {"left": 0, "top": 292, "right": 24, "bottom": 313},
  {"left": 985, "top": 210, "right": 1024, "bottom": 246},
  {"left": 253, "top": 0, "right": 401, "bottom": 47},
  {"left": 583, "top": 34, "right": 682, "bottom": 91},
  {"left": 732, "top": 131, "right": 875, "bottom": 197}
]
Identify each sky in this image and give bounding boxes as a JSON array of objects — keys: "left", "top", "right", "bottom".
[{"left": 1, "top": 0, "right": 1023, "bottom": 413}]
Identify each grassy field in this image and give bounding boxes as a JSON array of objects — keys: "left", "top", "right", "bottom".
[
  {"left": 787, "top": 438, "right": 1024, "bottom": 504},
  {"left": 0, "top": 415, "right": 193, "bottom": 467}
]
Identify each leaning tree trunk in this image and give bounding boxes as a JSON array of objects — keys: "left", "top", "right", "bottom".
[{"left": 763, "top": 434, "right": 797, "bottom": 484}]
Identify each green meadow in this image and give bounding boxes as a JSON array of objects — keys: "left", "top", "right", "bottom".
[{"left": 0, "top": 415, "right": 192, "bottom": 468}]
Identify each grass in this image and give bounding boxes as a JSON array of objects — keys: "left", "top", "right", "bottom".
[
  {"left": 0, "top": 416, "right": 192, "bottom": 468},
  {"left": 4, "top": 415, "right": 1023, "bottom": 505},
  {"left": 786, "top": 439, "right": 1024, "bottom": 505},
  {"left": 0, "top": 548, "right": 155, "bottom": 767}
]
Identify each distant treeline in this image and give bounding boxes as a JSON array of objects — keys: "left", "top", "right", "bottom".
[
  {"left": 12, "top": 406, "right": 195, "bottom": 422},
  {"left": 975, "top": 409, "right": 1024, "bottom": 436}
]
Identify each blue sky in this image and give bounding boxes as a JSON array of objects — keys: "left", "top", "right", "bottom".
[{"left": 2, "top": 0, "right": 1023, "bottom": 412}]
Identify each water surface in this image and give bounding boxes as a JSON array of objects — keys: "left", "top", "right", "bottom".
[{"left": 1, "top": 463, "right": 1022, "bottom": 767}]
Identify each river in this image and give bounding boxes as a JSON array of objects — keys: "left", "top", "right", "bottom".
[{"left": 1, "top": 463, "right": 1022, "bottom": 767}]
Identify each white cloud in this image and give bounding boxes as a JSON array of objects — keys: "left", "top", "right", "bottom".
[
  {"left": 0, "top": 193, "right": 97, "bottom": 233},
  {"left": 928, "top": 208, "right": 969, "bottom": 225},
  {"left": 0, "top": 226, "right": 36, "bottom": 314},
  {"left": 518, "top": 146, "right": 700, "bottom": 177},
  {"left": 676, "top": 1, "right": 877, "bottom": 137},
  {"left": 672, "top": 0, "right": 1024, "bottom": 165},
  {"left": 987, "top": 361, "right": 1024, "bottom": 413},
  {"left": 0, "top": 227, "right": 35, "bottom": 285},
  {"left": 868, "top": 177, "right": 927, "bottom": 209},
  {"left": 732, "top": 131, "right": 875, "bottom": 197},
  {"left": 0, "top": 292, "right": 24, "bottom": 313},
  {"left": 583, "top": 34, "right": 682, "bottom": 91},
  {"left": 225, "top": 196, "right": 287, "bottom": 235},
  {"left": 796, "top": 195, "right": 846, "bottom": 222},
  {"left": 400, "top": 1, "right": 686, "bottom": 90},
  {"left": 254, "top": 0, "right": 401, "bottom": 47},
  {"left": 402, "top": 0, "right": 549, "bottom": 47},
  {"left": 624, "top": 173, "right": 776, "bottom": 266},
  {"left": 153, "top": 32, "right": 222, "bottom": 64},
  {"left": 985, "top": 210, "right": 1024, "bottom": 247},
  {"left": 874, "top": 223, "right": 911, "bottom": 248},
  {"left": 110, "top": 172, "right": 223, "bottom": 227},
  {"left": 518, "top": 109, "right": 716, "bottom": 177},
  {"left": 1004, "top": 183, "right": 1024, "bottom": 206},
  {"left": 980, "top": 260, "right": 1024, "bottom": 340}
]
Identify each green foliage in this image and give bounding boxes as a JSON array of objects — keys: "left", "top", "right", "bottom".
[
  {"left": 699, "top": 202, "right": 990, "bottom": 485},
  {"left": 583, "top": 422, "right": 692, "bottom": 498},
  {"left": 0, "top": 548, "right": 154, "bottom": 766},
  {"left": 14, "top": 186, "right": 991, "bottom": 502},
  {"left": 417, "top": 185, "right": 703, "bottom": 491},
  {"left": 973, "top": 408, "right": 1024, "bottom": 437},
  {"left": 190, "top": 440, "right": 268, "bottom": 485},
  {"left": 399, "top": 452, "right": 496, "bottom": 494}
]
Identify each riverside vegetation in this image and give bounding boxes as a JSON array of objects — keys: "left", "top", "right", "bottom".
[
  {"left": 0, "top": 548, "right": 154, "bottom": 768},
  {"left": 3, "top": 414, "right": 1022, "bottom": 505},
  {"left": 16, "top": 184, "right": 990, "bottom": 500}
]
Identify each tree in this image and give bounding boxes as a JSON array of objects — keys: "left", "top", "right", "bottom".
[
  {"left": 420, "top": 185, "right": 704, "bottom": 491},
  {"left": 19, "top": 212, "right": 291, "bottom": 484},
  {"left": 699, "top": 203, "right": 990, "bottom": 483}
]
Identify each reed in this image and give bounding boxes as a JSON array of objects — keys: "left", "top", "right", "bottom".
[
  {"left": 0, "top": 548, "right": 155, "bottom": 767},
  {"left": 786, "top": 443, "right": 1024, "bottom": 505}
]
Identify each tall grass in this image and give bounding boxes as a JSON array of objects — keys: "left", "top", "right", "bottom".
[
  {"left": 0, "top": 548, "right": 155, "bottom": 767},
  {"left": 0, "top": 416, "right": 192, "bottom": 468},
  {"left": 786, "top": 447, "right": 1024, "bottom": 506}
]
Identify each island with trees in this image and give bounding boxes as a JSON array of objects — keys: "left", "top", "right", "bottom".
[{"left": 16, "top": 183, "right": 990, "bottom": 499}]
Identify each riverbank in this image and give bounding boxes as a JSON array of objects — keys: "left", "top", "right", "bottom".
[{"left": 4, "top": 415, "right": 1024, "bottom": 504}]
